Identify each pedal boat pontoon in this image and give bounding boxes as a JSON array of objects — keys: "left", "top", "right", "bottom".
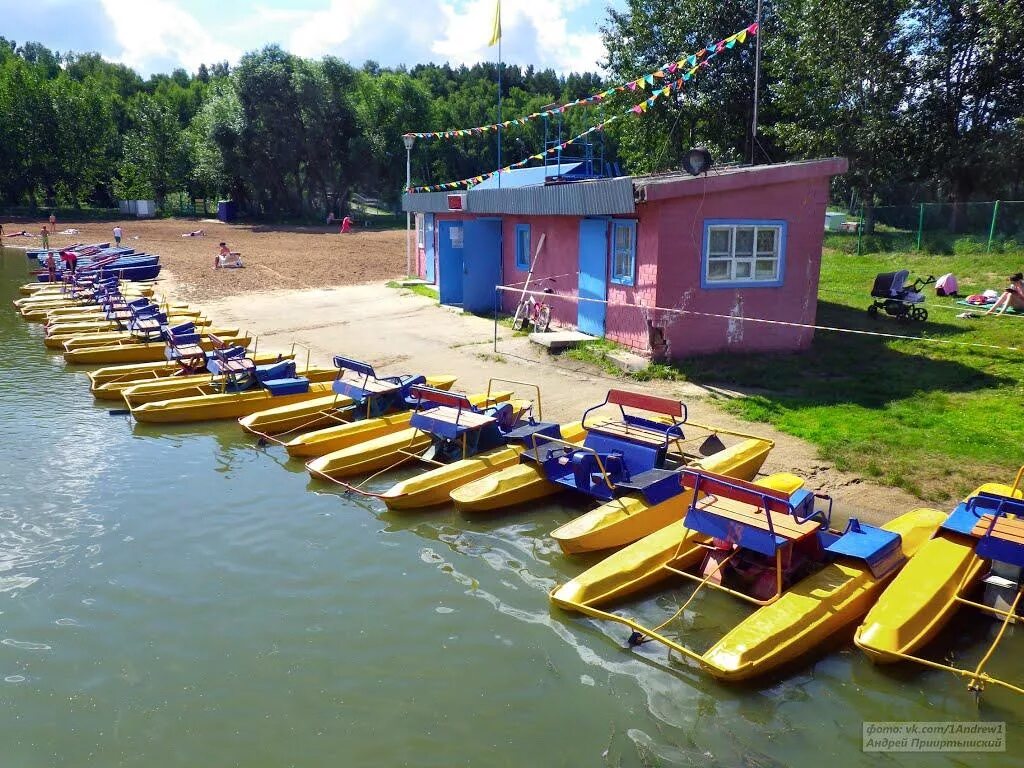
[
  {"left": 854, "top": 467, "right": 1024, "bottom": 697},
  {"left": 552, "top": 469, "right": 944, "bottom": 681}
]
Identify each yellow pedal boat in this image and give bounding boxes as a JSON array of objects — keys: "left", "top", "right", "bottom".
[
  {"left": 305, "top": 390, "right": 516, "bottom": 479},
  {"left": 89, "top": 352, "right": 296, "bottom": 400},
  {"left": 553, "top": 469, "right": 944, "bottom": 682},
  {"left": 120, "top": 367, "right": 337, "bottom": 406},
  {"left": 853, "top": 468, "right": 1024, "bottom": 696},
  {"left": 549, "top": 436, "right": 773, "bottom": 554},
  {"left": 59, "top": 326, "right": 238, "bottom": 352},
  {"left": 239, "top": 374, "right": 458, "bottom": 437},
  {"left": 128, "top": 381, "right": 338, "bottom": 423},
  {"left": 45, "top": 311, "right": 204, "bottom": 337},
  {"left": 43, "top": 318, "right": 213, "bottom": 349},
  {"left": 380, "top": 422, "right": 586, "bottom": 510},
  {"left": 64, "top": 334, "right": 252, "bottom": 365}
]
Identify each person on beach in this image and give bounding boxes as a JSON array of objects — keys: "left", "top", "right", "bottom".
[
  {"left": 984, "top": 272, "right": 1024, "bottom": 316},
  {"left": 61, "top": 249, "right": 78, "bottom": 275},
  {"left": 113, "top": 225, "right": 123, "bottom": 245},
  {"left": 215, "top": 242, "right": 230, "bottom": 269},
  {"left": 49, "top": 213, "right": 56, "bottom": 230},
  {"left": 40, "top": 226, "right": 49, "bottom": 250},
  {"left": 46, "top": 250, "right": 57, "bottom": 282},
  {"left": 340, "top": 215, "right": 353, "bottom": 234},
  {"left": 182, "top": 229, "right": 205, "bottom": 237}
]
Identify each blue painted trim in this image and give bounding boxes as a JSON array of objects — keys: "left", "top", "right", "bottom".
[
  {"left": 515, "top": 223, "right": 531, "bottom": 271},
  {"left": 609, "top": 219, "right": 637, "bottom": 287},
  {"left": 700, "top": 219, "right": 788, "bottom": 290}
]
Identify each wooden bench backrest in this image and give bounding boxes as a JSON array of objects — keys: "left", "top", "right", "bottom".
[
  {"left": 607, "top": 389, "right": 684, "bottom": 417},
  {"left": 409, "top": 384, "right": 473, "bottom": 411},
  {"left": 680, "top": 468, "right": 796, "bottom": 517}
]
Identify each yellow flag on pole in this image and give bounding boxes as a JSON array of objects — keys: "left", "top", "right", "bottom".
[{"left": 488, "top": 0, "right": 502, "bottom": 46}]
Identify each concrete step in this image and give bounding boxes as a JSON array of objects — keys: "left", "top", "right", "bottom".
[
  {"left": 529, "top": 331, "right": 594, "bottom": 350},
  {"left": 607, "top": 349, "right": 650, "bottom": 373}
]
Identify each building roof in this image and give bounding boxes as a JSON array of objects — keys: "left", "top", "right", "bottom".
[
  {"left": 402, "top": 157, "right": 847, "bottom": 217},
  {"left": 471, "top": 163, "right": 582, "bottom": 190}
]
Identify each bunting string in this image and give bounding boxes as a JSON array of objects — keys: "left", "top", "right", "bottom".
[
  {"left": 408, "top": 24, "right": 756, "bottom": 194},
  {"left": 403, "top": 23, "right": 757, "bottom": 144}
]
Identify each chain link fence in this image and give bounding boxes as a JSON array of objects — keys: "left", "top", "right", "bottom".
[{"left": 825, "top": 201, "right": 1024, "bottom": 255}]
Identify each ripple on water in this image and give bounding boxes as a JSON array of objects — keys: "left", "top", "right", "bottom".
[{"left": 2, "top": 639, "right": 51, "bottom": 651}]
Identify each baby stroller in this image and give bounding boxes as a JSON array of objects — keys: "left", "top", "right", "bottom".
[{"left": 867, "top": 270, "right": 935, "bottom": 322}]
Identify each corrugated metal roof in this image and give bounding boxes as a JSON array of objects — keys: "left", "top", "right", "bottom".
[
  {"left": 402, "top": 176, "right": 635, "bottom": 216},
  {"left": 471, "top": 163, "right": 581, "bottom": 190}
]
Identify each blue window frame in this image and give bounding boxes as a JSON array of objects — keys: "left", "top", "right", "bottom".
[
  {"left": 701, "top": 219, "right": 787, "bottom": 289},
  {"left": 515, "top": 224, "right": 531, "bottom": 270},
  {"left": 610, "top": 220, "right": 637, "bottom": 286}
]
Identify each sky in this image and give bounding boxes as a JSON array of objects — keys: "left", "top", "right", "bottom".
[{"left": 2, "top": 0, "right": 624, "bottom": 77}]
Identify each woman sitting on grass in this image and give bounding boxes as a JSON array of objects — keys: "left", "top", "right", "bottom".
[{"left": 984, "top": 272, "right": 1024, "bottom": 316}]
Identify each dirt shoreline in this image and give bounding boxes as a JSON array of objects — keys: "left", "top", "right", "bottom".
[{"left": 7, "top": 217, "right": 926, "bottom": 523}]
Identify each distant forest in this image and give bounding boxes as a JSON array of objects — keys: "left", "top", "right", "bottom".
[{"left": 0, "top": 0, "right": 1021, "bottom": 228}]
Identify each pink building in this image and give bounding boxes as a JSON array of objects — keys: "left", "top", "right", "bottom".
[{"left": 403, "top": 158, "right": 848, "bottom": 360}]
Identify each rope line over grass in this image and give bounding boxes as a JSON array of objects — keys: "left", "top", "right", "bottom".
[{"left": 494, "top": 284, "right": 1024, "bottom": 355}]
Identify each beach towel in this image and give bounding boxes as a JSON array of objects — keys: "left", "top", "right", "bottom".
[
  {"left": 58, "top": 228, "right": 79, "bottom": 235},
  {"left": 957, "top": 298, "right": 1022, "bottom": 314}
]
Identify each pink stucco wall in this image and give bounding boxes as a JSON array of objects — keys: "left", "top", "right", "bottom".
[
  {"left": 498, "top": 216, "right": 580, "bottom": 322},
  {"left": 648, "top": 174, "right": 831, "bottom": 358}
]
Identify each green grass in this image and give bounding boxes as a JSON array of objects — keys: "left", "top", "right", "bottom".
[
  {"left": 386, "top": 280, "right": 439, "bottom": 301},
  {"left": 565, "top": 339, "right": 682, "bottom": 381},
  {"left": 670, "top": 247, "right": 1024, "bottom": 501}
]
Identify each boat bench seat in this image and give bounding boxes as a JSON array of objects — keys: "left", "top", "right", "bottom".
[
  {"left": 411, "top": 405, "right": 494, "bottom": 440},
  {"left": 590, "top": 419, "right": 678, "bottom": 447},
  {"left": 972, "top": 515, "right": 1024, "bottom": 567},
  {"left": 263, "top": 377, "right": 310, "bottom": 396},
  {"left": 503, "top": 421, "right": 561, "bottom": 446},
  {"left": 685, "top": 494, "right": 820, "bottom": 556}
]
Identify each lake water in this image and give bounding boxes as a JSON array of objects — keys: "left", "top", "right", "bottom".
[{"left": 1, "top": 248, "right": 1020, "bottom": 767}]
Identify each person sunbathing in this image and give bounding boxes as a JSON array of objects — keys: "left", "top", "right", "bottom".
[
  {"left": 182, "top": 229, "right": 205, "bottom": 237},
  {"left": 985, "top": 272, "right": 1024, "bottom": 316}
]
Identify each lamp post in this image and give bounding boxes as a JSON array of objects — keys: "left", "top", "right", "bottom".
[{"left": 403, "top": 134, "right": 416, "bottom": 278}]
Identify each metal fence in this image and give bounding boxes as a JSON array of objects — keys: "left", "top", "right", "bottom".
[{"left": 827, "top": 201, "right": 1024, "bottom": 255}]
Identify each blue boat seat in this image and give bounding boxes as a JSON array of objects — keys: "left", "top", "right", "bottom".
[
  {"left": 255, "top": 360, "right": 296, "bottom": 383},
  {"left": 826, "top": 518, "right": 905, "bottom": 578},
  {"left": 616, "top": 468, "right": 685, "bottom": 505},
  {"left": 263, "top": 377, "right": 310, "bottom": 396}
]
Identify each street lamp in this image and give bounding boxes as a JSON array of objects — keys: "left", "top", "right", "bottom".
[{"left": 403, "top": 134, "right": 416, "bottom": 278}]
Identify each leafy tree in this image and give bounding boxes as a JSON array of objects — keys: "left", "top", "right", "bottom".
[
  {"left": 600, "top": 0, "right": 766, "bottom": 173},
  {"left": 907, "top": 0, "right": 1024, "bottom": 229},
  {"left": 118, "top": 95, "right": 187, "bottom": 206},
  {"left": 770, "top": 0, "right": 913, "bottom": 230}
]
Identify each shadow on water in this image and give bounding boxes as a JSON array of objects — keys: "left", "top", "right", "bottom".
[{"left": 677, "top": 301, "right": 1007, "bottom": 408}]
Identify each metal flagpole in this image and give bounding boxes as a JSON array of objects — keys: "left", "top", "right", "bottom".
[
  {"left": 493, "top": 11, "right": 497, "bottom": 190},
  {"left": 751, "top": 0, "right": 763, "bottom": 165}
]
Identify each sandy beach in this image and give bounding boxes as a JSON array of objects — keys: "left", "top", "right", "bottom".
[{"left": 6, "top": 216, "right": 921, "bottom": 521}]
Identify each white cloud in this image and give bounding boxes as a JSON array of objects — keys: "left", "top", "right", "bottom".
[{"left": 100, "top": 0, "right": 240, "bottom": 73}]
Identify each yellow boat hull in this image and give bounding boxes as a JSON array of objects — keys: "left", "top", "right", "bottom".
[
  {"left": 128, "top": 382, "right": 336, "bottom": 423},
  {"left": 121, "top": 367, "right": 337, "bottom": 405},
  {"left": 382, "top": 422, "right": 586, "bottom": 510},
  {"left": 239, "top": 375, "right": 458, "bottom": 437},
  {"left": 305, "top": 392, "right": 517, "bottom": 479},
  {"left": 60, "top": 326, "right": 239, "bottom": 352},
  {"left": 451, "top": 462, "right": 561, "bottom": 512},
  {"left": 43, "top": 317, "right": 211, "bottom": 349},
  {"left": 853, "top": 481, "right": 1023, "bottom": 664},
  {"left": 89, "top": 352, "right": 294, "bottom": 399},
  {"left": 550, "top": 438, "right": 774, "bottom": 554},
  {"left": 288, "top": 411, "right": 419, "bottom": 459},
  {"left": 64, "top": 335, "right": 252, "bottom": 365}
]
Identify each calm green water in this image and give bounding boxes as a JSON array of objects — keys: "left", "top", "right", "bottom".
[{"left": 1, "top": 248, "right": 1020, "bottom": 767}]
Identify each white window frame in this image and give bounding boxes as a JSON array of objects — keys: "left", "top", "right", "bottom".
[{"left": 702, "top": 220, "right": 787, "bottom": 288}]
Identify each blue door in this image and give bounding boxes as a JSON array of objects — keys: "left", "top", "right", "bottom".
[
  {"left": 424, "top": 213, "right": 436, "bottom": 283},
  {"left": 462, "top": 219, "right": 502, "bottom": 314},
  {"left": 577, "top": 219, "right": 608, "bottom": 335},
  {"left": 437, "top": 220, "right": 464, "bottom": 305}
]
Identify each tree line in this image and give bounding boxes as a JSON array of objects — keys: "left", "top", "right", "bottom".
[{"left": 1, "top": 0, "right": 1021, "bottom": 228}]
